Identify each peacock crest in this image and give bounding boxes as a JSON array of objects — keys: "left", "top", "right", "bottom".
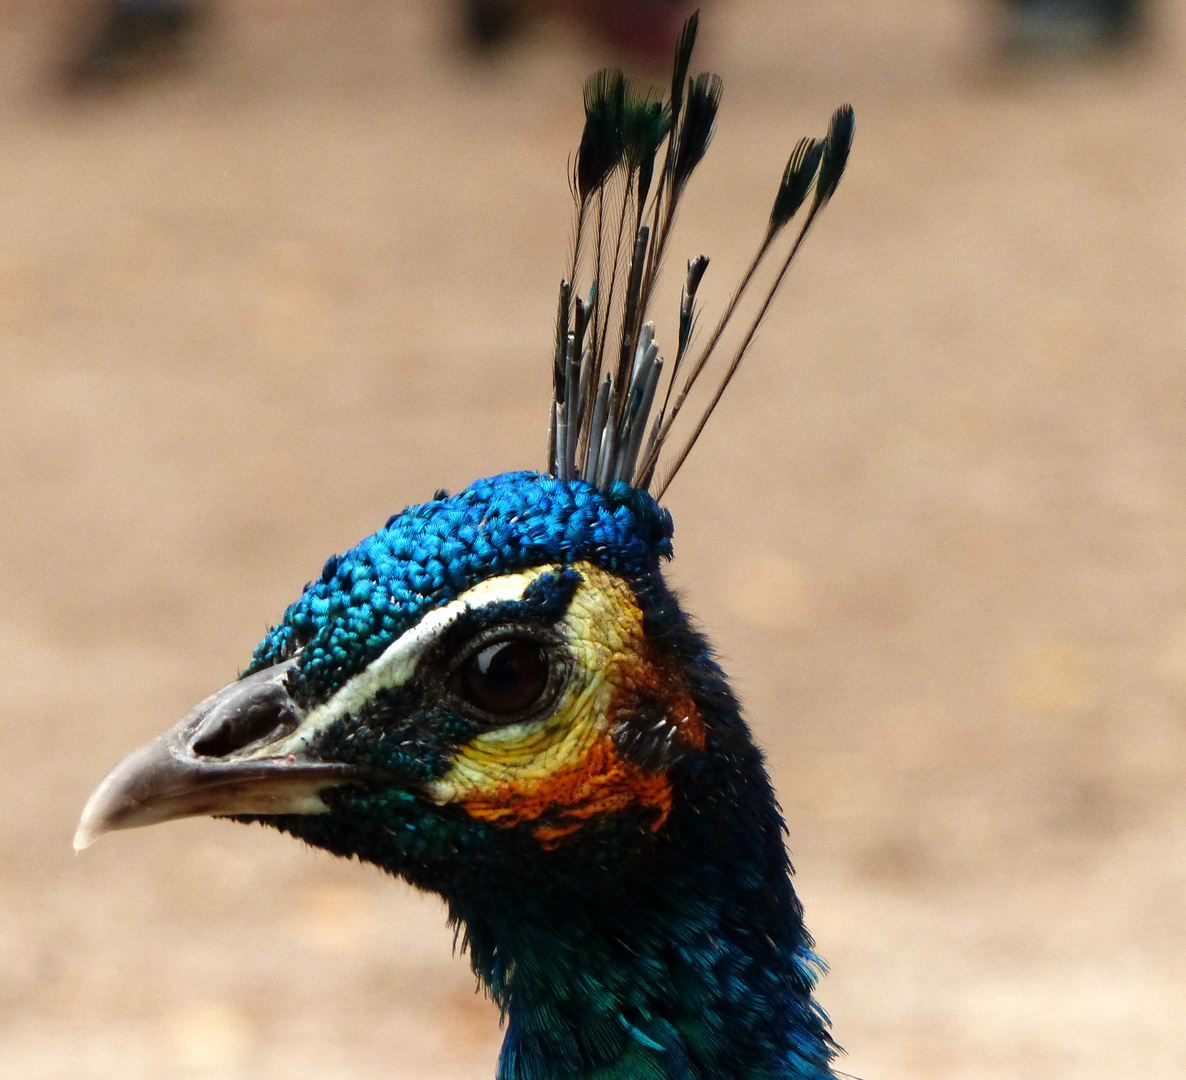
[{"left": 547, "top": 13, "right": 853, "bottom": 497}]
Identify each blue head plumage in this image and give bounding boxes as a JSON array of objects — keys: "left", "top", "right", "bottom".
[{"left": 250, "top": 472, "right": 674, "bottom": 705}]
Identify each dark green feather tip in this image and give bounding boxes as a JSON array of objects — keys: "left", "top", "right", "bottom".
[
  {"left": 621, "top": 89, "right": 671, "bottom": 209},
  {"left": 577, "top": 68, "right": 628, "bottom": 203},
  {"left": 769, "top": 137, "right": 823, "bottom": 236},
  {"left": 669, "top": 10, "right": 699, "bottom": 117},
  {"left": 673, "top": 72, "right": 723, "bottom": 194},
  {"left": 813, "top": 104, "right": 855, "bottom": 210}
]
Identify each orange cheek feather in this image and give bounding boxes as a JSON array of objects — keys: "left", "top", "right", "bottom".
[
  {"left": 461, "top": 661, "right": 700, "bottom": 850},
  {"left": 463, "top": 734, "right": 675, "bottom": 849}
]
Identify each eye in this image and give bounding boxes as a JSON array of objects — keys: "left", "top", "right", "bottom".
[{"left": 452, "top": 637, "right": 552, "bottom": 718}]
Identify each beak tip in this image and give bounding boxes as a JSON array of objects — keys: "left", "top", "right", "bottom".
[{"left": 73, "top": 781, "right": 118, "bottom": 851}]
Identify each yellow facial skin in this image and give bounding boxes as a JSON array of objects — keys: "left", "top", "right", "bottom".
[{"left": 424, "top": 562, "right": 704, "bottom": 848}]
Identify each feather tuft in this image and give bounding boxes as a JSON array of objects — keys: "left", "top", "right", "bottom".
[
  {"left": 769, "top": 137, "right": 823, "bottom": 236},
  {"left": 547, "top": 12, "right": 854, "bottom": 498},
  {"left": 814, "top": 103, "right": 855, "bottom": 211},
  {"left": 672, "top": 72, "right": 723, "bottom": 196},
  {"left": 621, "top": 91, "right": 671, "bottom": 212},
  {"left": 576, "top": 69, "right": 627, "bottom": 204},
  {"left": 669, "top": 11, "right": 698, "bottom": 117}
]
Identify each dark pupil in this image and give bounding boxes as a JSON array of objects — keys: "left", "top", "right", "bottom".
[{"left": 460, "top": 639, "right": 549, "bottom": 716}]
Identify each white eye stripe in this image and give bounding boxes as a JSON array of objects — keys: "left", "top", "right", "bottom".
[{"left": 277, "top": 567, "right": 554, "bottom": 753}]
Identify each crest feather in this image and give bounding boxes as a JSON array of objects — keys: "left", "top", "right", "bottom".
[{"left": 547, "top": 12, "right": 855, "bottom": 497}]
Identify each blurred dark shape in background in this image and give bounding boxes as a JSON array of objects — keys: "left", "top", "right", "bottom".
[
  {"left": 65, "top": 0, "right": 696, "bottom": 87},
  {"left": 65, "top": 0, "right": 206, "bottom": 86},
  {"left": 462, "top": 0, "right": 526, "bottom": 49},
  {"left": 60, "top": 0, "right": 1156, "bottom": 93},
  {"left": 1002, "top": 0, "right": 1145, "bottom": 57},
  {"left": 464, "top": 0, "right": 695, "bottom": 60}
]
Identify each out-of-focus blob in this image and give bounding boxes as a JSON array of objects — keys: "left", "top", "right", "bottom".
[
  {"left": 1001, "top": 0, "right": 1145, "bottom": 60},
  {"left": 62, "top": 0, "right": 700, "bottom": 90}
]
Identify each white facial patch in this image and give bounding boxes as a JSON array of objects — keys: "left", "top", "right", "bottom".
[{"left": 272, "top": 566, "right": 554, "bottom": 756}]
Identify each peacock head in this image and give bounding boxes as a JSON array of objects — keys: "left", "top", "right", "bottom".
[
  {"left": 75, "top": 472, "right": 707, "bottom": 892},
  {"left": 76, "top": 12, "right": 853, "bottom": 883}
]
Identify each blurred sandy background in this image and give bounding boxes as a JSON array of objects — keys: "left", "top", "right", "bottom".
[{"left": 1, "top": 0, "right": 1184, "bottom": 1077}]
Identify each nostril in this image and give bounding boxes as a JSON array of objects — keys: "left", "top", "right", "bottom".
[{"left": 191, "top": 687, "right": 301, "bottom": 759}]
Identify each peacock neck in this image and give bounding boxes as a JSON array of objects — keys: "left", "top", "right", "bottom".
[{"left": 447, "top": 641, "right": 836, "bottom": 1080}]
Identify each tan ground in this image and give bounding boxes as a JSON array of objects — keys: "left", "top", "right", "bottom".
[{"left": 1, "top": 1, "right": 1185, "bottom": 1077}]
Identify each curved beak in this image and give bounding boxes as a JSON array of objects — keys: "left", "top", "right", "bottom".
[{"left": 74, "top": 659, "right": 370, "bottom": 851}]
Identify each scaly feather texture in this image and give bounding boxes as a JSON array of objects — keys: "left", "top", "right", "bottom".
[{"left": 76, "top": 16, "right": 854, "bottom": 1080}]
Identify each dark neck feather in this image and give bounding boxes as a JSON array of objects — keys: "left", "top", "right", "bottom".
[{"left": 449, "top": 604, "right": 836, "bottom": 1080}]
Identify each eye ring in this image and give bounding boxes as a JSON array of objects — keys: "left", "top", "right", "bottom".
[{"left": 445, "top": 627, "right": 568, "bottom": 725}]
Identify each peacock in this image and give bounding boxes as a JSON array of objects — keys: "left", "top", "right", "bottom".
[{"left": 76, "top": 16, "right": 854, "bottom": 1080}]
